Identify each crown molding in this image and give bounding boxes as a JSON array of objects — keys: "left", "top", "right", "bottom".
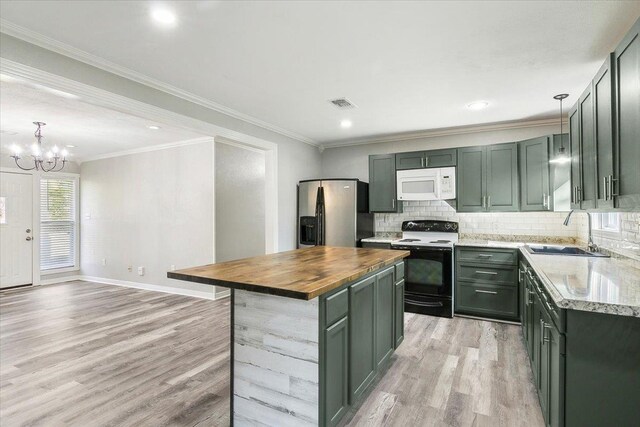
[
  {"left": 78, "top": 136, "right": 214, "bottom": 164},
  {"left": 0, "top": 20, "right": 318, "bottom": 147},
  {"left": 321, "top": 118, "right": 568, "bottom": 149}
]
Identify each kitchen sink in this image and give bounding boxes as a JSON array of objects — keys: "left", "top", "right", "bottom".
[{"left": 525, "top": 245, "right": 610, "bottom": 257}]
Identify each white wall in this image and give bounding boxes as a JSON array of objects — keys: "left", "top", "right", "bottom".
[
  {"left": 80, "top": 142, "right": 215, "bottom": 295},
  {"left": 215, "top": 142, "right": 266, "bottom": 262}
]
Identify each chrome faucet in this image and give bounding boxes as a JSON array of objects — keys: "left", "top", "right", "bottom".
[{"left": 563, "top": 210, "right": 599, "bottom": 252}]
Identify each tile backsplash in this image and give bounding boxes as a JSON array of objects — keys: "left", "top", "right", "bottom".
[
  {"left": 375, "top": 200, "right": 582, "bottom": 240},
  {"left": 375, "top": 201, "right": 640, "bottom": 261}
]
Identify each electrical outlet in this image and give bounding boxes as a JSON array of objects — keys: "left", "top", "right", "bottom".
[
  {"left": 137, "top": 266, "right": 145, "bottom": 276},
  {"left": 128, "top": 265, "right": 133, "bottom": 272},
  {"left": 101, "top": 258, "right": 107, "bottom": 266}
]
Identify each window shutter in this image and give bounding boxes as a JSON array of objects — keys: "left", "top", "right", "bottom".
[{"left": 40, "top": 178, "right": 77, "bottom": 271}]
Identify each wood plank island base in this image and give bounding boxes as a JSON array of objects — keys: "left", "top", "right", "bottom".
[{"left": 168, "top": 246, "right": 409, "bottom": 427}]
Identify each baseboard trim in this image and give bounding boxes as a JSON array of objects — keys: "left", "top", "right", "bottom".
[{"left": 39, "top": 274, "right": 224, "bottom": 301}]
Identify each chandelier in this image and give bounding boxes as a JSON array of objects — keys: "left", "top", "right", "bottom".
[{"left": 9, "top": 122, "right": 69, "bottom": 172}]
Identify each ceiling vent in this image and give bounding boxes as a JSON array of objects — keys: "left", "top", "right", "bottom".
[{"left": 329, "top": 97, "right": 357, "bottom": 109}]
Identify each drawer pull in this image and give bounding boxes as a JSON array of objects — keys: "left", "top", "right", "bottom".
[
  {"left": 477, "top": 254, "right": 493, "bottom": 258},
  {"left": 475, "top": 290, "right": 498, "bottom": 295},
  {"left": 475, "top": 270, "right": 498, "bottom": 275}
]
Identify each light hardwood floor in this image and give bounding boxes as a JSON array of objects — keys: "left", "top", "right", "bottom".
[{"left": 0, "top": 281, "right": 544, "bottom": 427}]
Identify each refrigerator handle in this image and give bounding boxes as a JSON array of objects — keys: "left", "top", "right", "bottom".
[{"left": 315, "top": 186, "right": 325, "bottom": 246}]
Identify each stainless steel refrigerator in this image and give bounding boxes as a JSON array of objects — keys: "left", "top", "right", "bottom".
[{"left": 297, "top": 179, "right": 374, "bottom": 248}]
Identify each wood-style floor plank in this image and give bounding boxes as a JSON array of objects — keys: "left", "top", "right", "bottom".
[{"left": 1, "top": 281, "right": 544, "bottom": 427}]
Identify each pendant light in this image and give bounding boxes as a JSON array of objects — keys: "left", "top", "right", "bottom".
[{"left": 550, "top": 94, "right": 571, "bottom": 164}]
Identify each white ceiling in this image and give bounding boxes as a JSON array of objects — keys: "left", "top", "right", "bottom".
[
  {"left": 1, "top": 1, "right": 639, "bottom": 145},
  {"left": 0, "top": 77, "right": 205, "bottom": 161}
]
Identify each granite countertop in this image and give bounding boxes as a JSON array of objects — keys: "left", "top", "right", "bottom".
[
  {"left": 168, "top": 246, "right": 409, "bottom": 300},
  {"left": 521, "top": 250, "right": 640, "bottom": 317},
  {"left": 361, "top": 237, "right": 398, "bottom": 244}
]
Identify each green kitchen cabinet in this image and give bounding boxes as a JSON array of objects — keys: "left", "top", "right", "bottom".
[
  {"left": 578, "top": 85, "right": 597, "bottom": 209},
  {"left": 369, "top": 154, "right": 401, "bottom": 213},
  {"left": 457, "top": 146, "right": 486, "bottom": 212},
  {"left": 569, "top": 103, "right": 583, "bottom": 209},
  {"left": 394, "top": 279, "right": 405, "bottom": 348},
  {"left": 531, "top": 291, "right": 542, "bottom": 388},
  {"left": 593, "top": 55, "right": 616, "bottom": 209},
  {"left": 486, "top": 143, "right": 519, "bottom": 211},
  {"left": 323, "top": 316, "right": 349, "bottom": 426},
  {"left": 395, "top": 149, "right": 456, "bottom": 170},
  {"left": 538, "top": 304, "right": 551, "bottom": 423},
  {"left": 519, "top": 136, "right": 552, "bottom": 211},
  {"left": 547, "top": 318, "right": 565, "bottom": 427},
  {"left": 375, "top": 267, "right": 395, "bottom": 369},
  {"left": 457, "top": 144, "right": 518, "bottom": 212},
  {"left": 348, "top": 275, "right": 376, "bottom": 403},
  {"left": 613, "top": 18, "right": 640, "bottom": 208}
]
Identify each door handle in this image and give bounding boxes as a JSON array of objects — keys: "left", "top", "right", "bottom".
[
  {"left": 609, "top": 175, "right": 618, "bottom": 197},
  {"left": 26, "top": 236, "right": 32, "bottom": 241},
  {"left": 475, "top": 289, "right": 498, "bottom": 295},
  {"left": 26, "top": 228, "right": 31, "bottom": 233}
]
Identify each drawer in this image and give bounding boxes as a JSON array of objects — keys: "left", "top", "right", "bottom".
[
  {"left": 456, "top": 263, "right": 518, "bottom": 285},
  {"left": 456, "top": 247, "right": 518, "bottom": 265},
  {"left": 455, "top": 281, "right": 518, "bottom": 320},
  {"left": 362, "top": 242, "right": 392, "bottom": 249},
  {"left": 325, "top": 288, "right": 349, "bottom": 326},
  {"left": 395, "top": 261, "right": 404, "bottom": 281}
]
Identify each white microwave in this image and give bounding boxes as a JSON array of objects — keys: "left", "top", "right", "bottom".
[{"left": 396, "top": 167, "right": 456, "bottom": 201}]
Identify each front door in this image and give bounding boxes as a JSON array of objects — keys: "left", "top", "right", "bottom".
[{"left": 0, "top": 172, "right": 33, "bottom": 288}]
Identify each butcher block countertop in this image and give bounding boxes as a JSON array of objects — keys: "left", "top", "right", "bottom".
[{"left": 167, "top": 246, "right": 410, "bottom": 300}]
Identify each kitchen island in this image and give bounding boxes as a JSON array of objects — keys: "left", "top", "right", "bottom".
[{"left": 168, "top": 246, "right": 409, "bottom": 427}]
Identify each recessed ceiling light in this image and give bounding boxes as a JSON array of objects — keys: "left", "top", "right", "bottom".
[
  {"left": 66, "top": 145, "right": 76, "bottom": 148},
  {"left": 340, "top": 120, "right": 352, "bottom": 129},
  {"left": 151, "top": 8, "right": 176, "bottom": 26},
  {"left": 467, "top": 101, "right": 490, "bottom": 110},
  {"left": 148, "top": 125, "right": 161, "bottom": 130}
]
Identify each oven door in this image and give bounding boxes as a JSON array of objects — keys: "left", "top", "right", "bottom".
[{"left": 395, "top": 245, "right": 452, "bottom": 297}]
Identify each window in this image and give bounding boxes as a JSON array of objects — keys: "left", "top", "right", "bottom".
[
  {"left": 592, "top": 212, "right": 621, "bottom": 233},
  {"left": 40, "top": 177, "right": 78, "bottom": 272}
]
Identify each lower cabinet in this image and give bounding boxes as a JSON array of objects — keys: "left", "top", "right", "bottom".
[
  {"left": 321, "top": 262, "right": 405, "bottom": 426},
  {"left": 454, "top": 247, "right": 520, "bottom": 321},
  {"left": 375, "top": 267, "right": 395, "bottom": 369},
  {"left": 349, "top": 276, "right": 377, "bottom": 403},
  {"left": 323, "top": 316, "right": 349, "bottom": 426}
]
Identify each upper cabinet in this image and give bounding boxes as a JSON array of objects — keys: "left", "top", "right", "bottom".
[
  {"left": 593, "top": 55, "right": 615, "bottom": 209},
  {"left": 519, "top": 136, "right": 551, "bottom": 211},
  {"left": 614, "top": 19, "right": 640, "bottom": 208},
  {"left": 368, "top": 154, "right": 401, "bottom": 213},
  {"left": 457, "top": 143, "right": 519, "bottom": 212},
  {"left": 569, "top": 18, "right": 640, "bottom": 210},
  {"left": 578, "top": 85, "right": 597, "bottom": 209},
  {"left": 395, "top": 149, "right": 456, "bottom": 170}
]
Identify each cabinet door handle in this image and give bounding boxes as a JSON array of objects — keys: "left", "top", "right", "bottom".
[
  {"left": 603, "top": 176, "right": 609, "bottom": 200},
  {"left": 475, "top": 270, "right": 498, "bottom": 275},
  {"left": 482, "top": 195, "right": 486, "bottom": 208},
  {"left": 475, "top": 289, "right": 498, "bottom": 295},
  {"left": 421, "top": 157, "right": 425, "bottom": 168},
  {"left": 487, "top": 195, "right": 491, "bottom": 208},
  {"left": 542, "top": 322, "right": 551, "bottom": 343},
  {"left": 609, "top": 175, "right": 618, "bottom": 197},
  {"left": 424, "top": 156, "right": 429, "bottom": 167},
  {"left": 576, "top": 187, "right": 582, "bottom": 202},
  {"left": 392, "top": 198, "right": 395, "bottom": 209}
]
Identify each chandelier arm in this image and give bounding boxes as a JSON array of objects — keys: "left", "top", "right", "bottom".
[{"left": 11, "top": 157, "right": 37, "bottom": 171}]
